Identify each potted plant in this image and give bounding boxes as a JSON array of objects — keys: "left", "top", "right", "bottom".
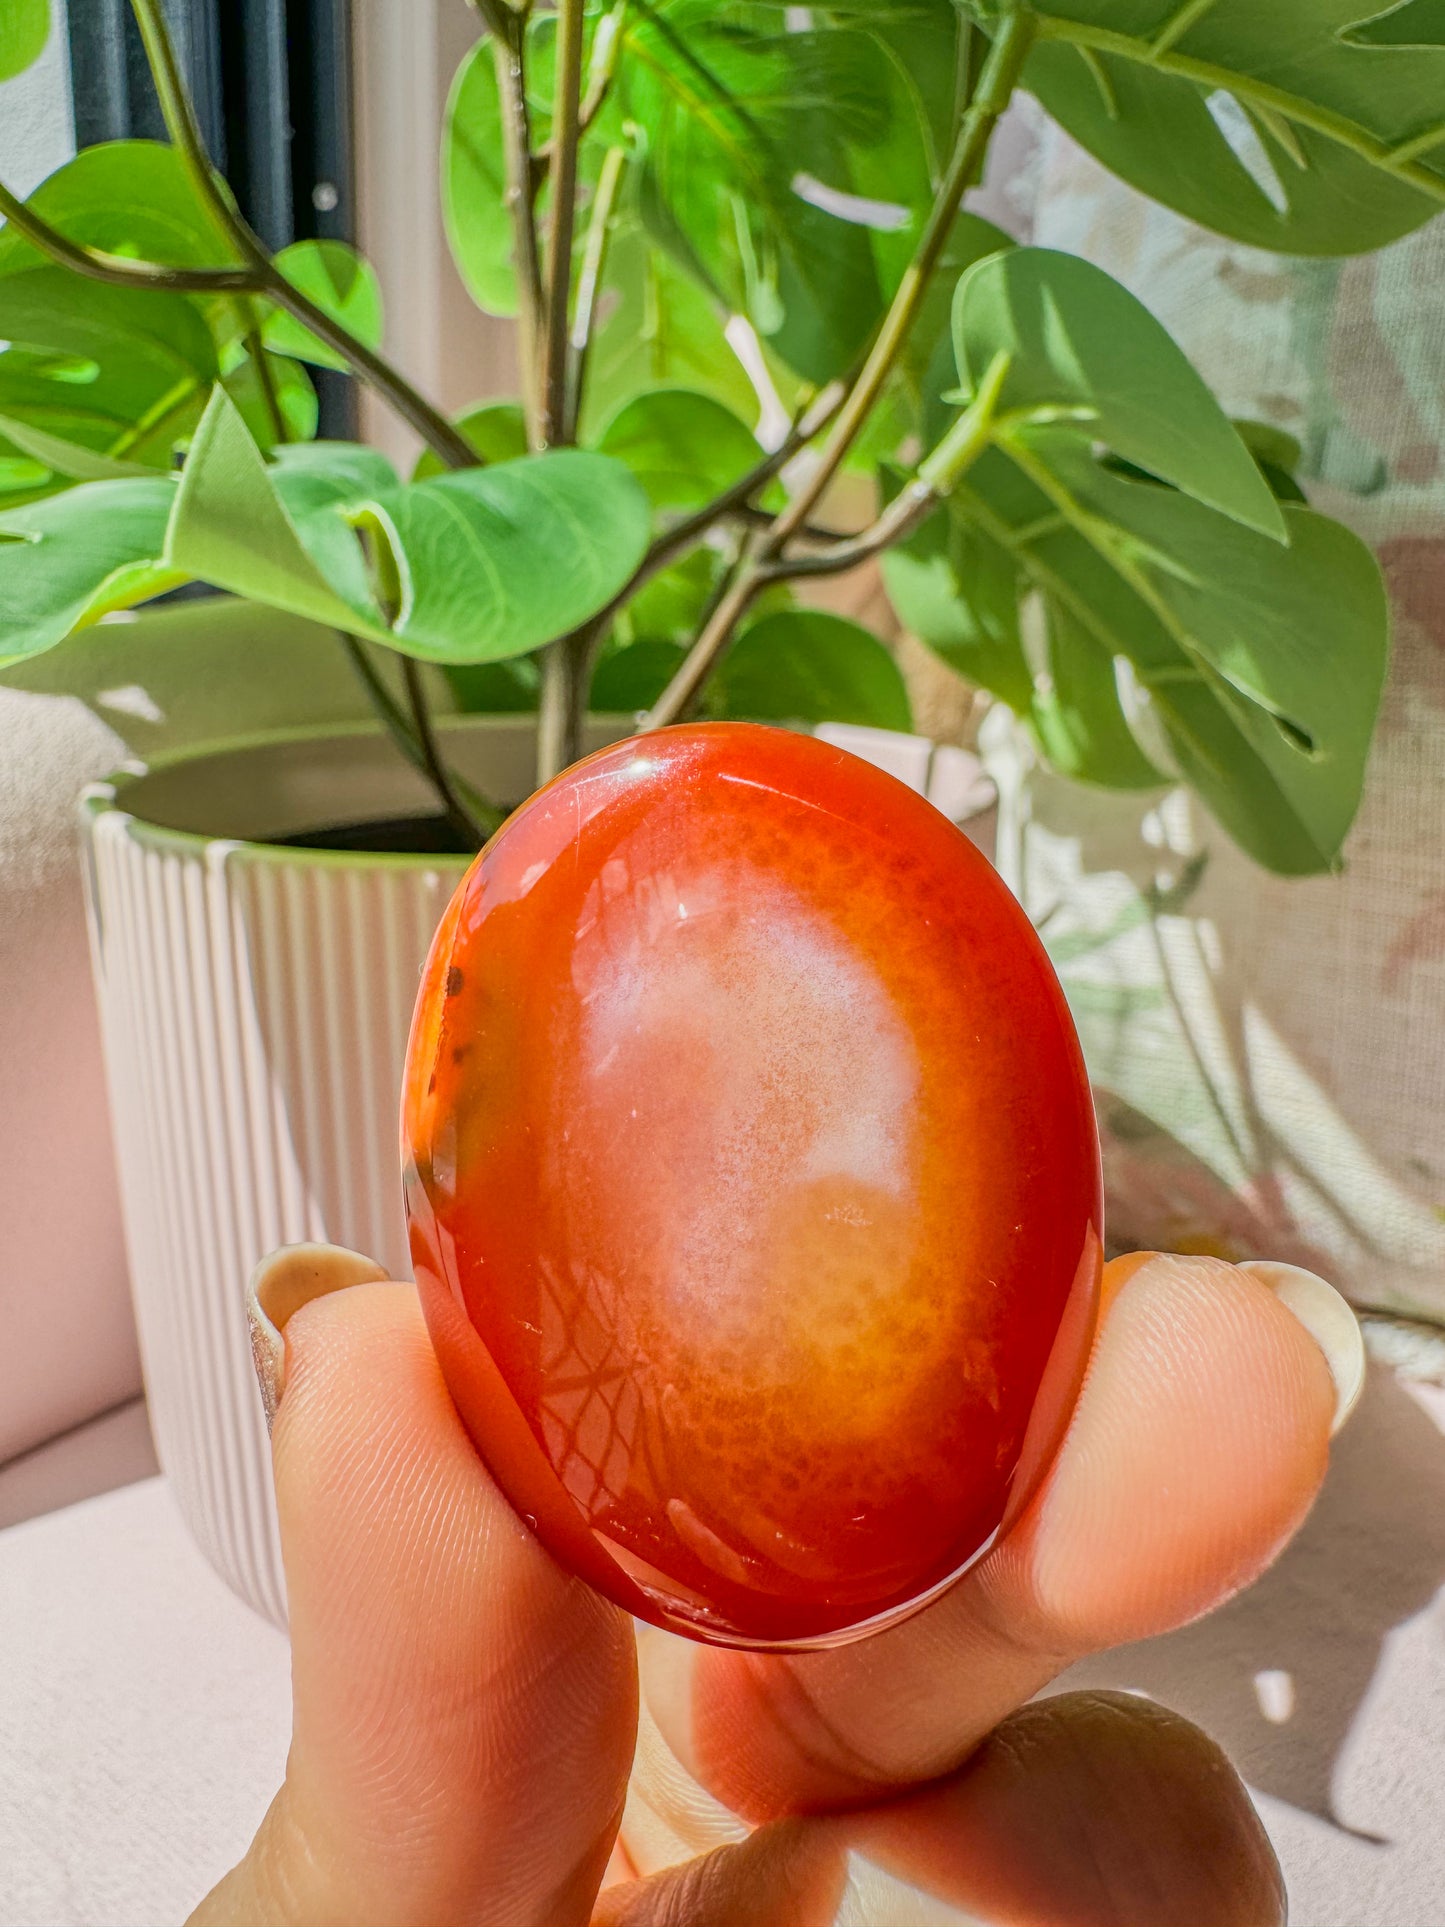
[{"left": 0, "top": 0, "right": 1425, "bottom": 1619}]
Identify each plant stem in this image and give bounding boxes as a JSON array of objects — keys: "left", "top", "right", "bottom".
[
  {"left": 134, "top": 0, "right": 480, "bottom": 466},
  {"left": 955, "top": 17, "right": 980, "bottom": 137},
  {"left": 130, "top": 0, "right": 485, "bottom": 838},
  {"left": 0, "top": 167, "right": 478, "bottom": 469},
  {"left": 479, "top": 0, "right": 547, "bottom": 445},
  {"left": 568, "top": 379, "right": 845, "bottom": 638},
  {"left": 536, "top": 630, "right": 591, "bottom": 782},
  {"left": 580, "top": 3, "right": 626, "bottom": 134},
  {"left": 728, "top": 503, "right": 848, "bottom": 543},
  {"left": 264, "top": 273, "right": 478, "bottom": 465},
  {"left": 10, "top": 1, "right": 475, "bottom": 471},
  {"left": 644, "top": 359, "right": 1010, "bottom": 727},
  {"left": 532, "top": 0, "right": 587, "bottom": 782},
  {"left": 144, "top": 0, "right": 471, "bottom": 467},
  {"left": 400, "top": 656, "right": 494, "bottom": 846},
  {"left": 639, "top": 10, "right": 1034, "bottom": 731},
  {"left": 754, "top": 353, "right": 1012, "bottom": 584},
  {"left": 766, "top": 7, "right": 1036, "bottom": 552},
  {"left": 539, "top": 0, "right": 626, "bottom": 172},
  {"left": 242, "top": 320, "right": 288, "bottom": 444},
  {"left": 129, "top": 0, "right": 271, "bottom": 273},
  {"left": 568, "top": 141, "right": 627, "bottom": 438},
  {"left": 530, "top": 377, "right": 843, "bottom": 785},
  {"left": 542, "top": 0, "right": 586, "bottom": 445},
  {"left": 0, "top": 177, "right": 255, "bottom": 288},
  {"left": 340, "top": 630, "right": 423, "bottom": 750},
  {"left": 339, "top": 635, "right": 494, "bottom": 848}
]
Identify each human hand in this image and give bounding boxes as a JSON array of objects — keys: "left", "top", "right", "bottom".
[{"left": 190, "top": 1246, "right": 1362, "bottom": 1926}]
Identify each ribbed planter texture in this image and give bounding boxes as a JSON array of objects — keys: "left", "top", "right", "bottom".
[{"left": 81, "top": 716, "right": 995, "bottom": 1625}]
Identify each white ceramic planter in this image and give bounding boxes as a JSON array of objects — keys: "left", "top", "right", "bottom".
[{"left": 80, "top": 716, "right": 995, "bottom": 1625}]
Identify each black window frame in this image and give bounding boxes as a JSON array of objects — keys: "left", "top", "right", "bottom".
[{"left": 65, "top": 0, "right": 358, "bottom": 436}]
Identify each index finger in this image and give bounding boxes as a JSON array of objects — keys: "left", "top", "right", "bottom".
[{"left": 194, "top": 1249, "right": 638, "bottom": 1927}]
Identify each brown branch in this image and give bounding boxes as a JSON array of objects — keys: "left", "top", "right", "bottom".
[
  {"left": 754, "top": 480, "right": 940, "bottom": 584},
  {"left": 478, "top": 0, "right": 547, "bottom": 444},
  {"left": 633, "top": 14, "right": 1036, "bottom": 731},
  {"left": 541, "top": 0, "right": 586, "bottom": 445},
  {"left": 763, "top": 8, "right": 1036, "bottom": 551},
  {"left": 264, "top": 273, "right": 478, "bottom": 466},
  {"left": 728, "top": 502, "right": 849, "bottom": 544},
  {"left": 572, "top": 380, "right": 847, "bottom": 643},
  {"left": 0, "top": 178, "right": 255, "bottom": 289},
  {"left": 400, "top": 656, "right": 494, "bottom": 847},
  {"left": 537, "top": 1, "right": 628, "bottom": 172},
  {"left": 129, "top": 0, "right": 271, "bottom": 274},
  {"left": 642, "top": 353, "right": 1013, "bottom": 730}
]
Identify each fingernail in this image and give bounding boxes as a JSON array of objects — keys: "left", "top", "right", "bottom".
[
  {"left": 1240, "top": 1260, "right": 1366, "bottom": 1437},
  {"left": 247, "top": 1242, "right": 389, "bottom": 1430}
]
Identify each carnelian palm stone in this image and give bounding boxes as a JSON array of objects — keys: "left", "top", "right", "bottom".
[{"left": 403, "top": 723, "right": 1102, "bottom": 1649}]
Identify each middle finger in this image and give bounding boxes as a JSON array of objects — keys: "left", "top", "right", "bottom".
[{"left": 631, "top": 1252, "right": 1347, "bottom": 1833}]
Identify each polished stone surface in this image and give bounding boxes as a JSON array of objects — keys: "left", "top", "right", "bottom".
[{"left": 404, "top": 724, "right": 1102, "bottom": 1647}]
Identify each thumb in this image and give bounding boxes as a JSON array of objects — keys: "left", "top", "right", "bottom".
[{"left": 190, "top": 1245, "right": 638, "bottom": 1927}]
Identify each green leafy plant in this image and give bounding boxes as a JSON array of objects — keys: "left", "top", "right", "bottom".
[{"left": 0, "top": 0, "right": 1430, "bottom": 870}]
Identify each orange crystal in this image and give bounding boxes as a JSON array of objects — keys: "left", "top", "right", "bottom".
[{"left": 403, "top": 723, "right": 1101, "bottom": 1648}]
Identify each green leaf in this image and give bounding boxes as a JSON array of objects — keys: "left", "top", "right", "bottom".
[
  {"left": 165, "top": 386, "right": 655, "bottom": 663},
  {"left": 1342, "top": 1, "right": 1445, "bottom": 47},
  {"left": 818, "top": 14, "right": 948, "bottom": 300},
  {"left": 412, "top": 402, "right": 529, "bottom": 480},
  {"left": 441, "top": 14, "right": 615, "bottom": 319},
  {"left": 1017, "top": 3, "right": 1445, "bottom": 255},
  {"left": 441, "top": 35, "right": 517, "bottom": 316},
  {"left": 347, "top": 453, "right": 652, "bottom": 662},
  {"left": 261, "top": 241, "right": 384, "bottom": 370},
  {"left": 953, "top": 248, "right": 1285, "bottom": 539},
  {"left": 222, "top": 348, "right": 319, "bottom": 448},
  {"left": 0, "top": 411, "right": 155, "bottom": 480},
  {"left": 0, "top": 451, "right": 53, "bottom": 503},
  {"left": 1231, "top": 419, "right": 1301, "bottom": 475},
  {"left": 845, "top": 0, "right": 974, "bottom": 175},
  {"left": 710, "top": 609, "right": 912, "bottom": 729},
  {"left": 1031, "top": 599, "right": 1167, "bottom": 788},
  {"left": 259, "top": 441, "right": 397, "bottom": 610},
  {"left": 1227, "top": 419, "right": 1308, "bottom": 505},
  {"left": 624, "top": 545, "right": 721, "bottom": 639},
  {"left": 0, "top": 269, "right": 222, "bottom": 466},
  {"left": 0, "top": 0, "right": 48, "bottom": 80},
  {"left": 596, "top": 387, "right": 763, "bottom": 511},
  {"left": 1062, "top": 445, "right": 1385, "bottom": 799},
  {"left": 443, "top": 656, "right": 542, "bottom": 713},
  {"left": 0, "top": 269, "right": 219, "bottom": 384},
  {"left": 269, "top": 440, "right": 403, "bottom": 511},
  {"left": 0, "top": 141, "right": 240, "bottom": 275},
  {"left": 906, "top": 213, "right": 1012, "bottom": 437},
  {"left": 0, "top": 477, "right": 185, "bottom": 666},
  {"left": 617, "top": 2, "right": 916, "bottom": 382},
  {"left": 591, "top": 637, "right": 686, "bottom": 712},
  {"left": 581, "top": 221, "right": 761, "bottom": 431},
  {"left": 0, "top": 349, "right": 151, "bottom": 474},
  {"left": 165, "top": 386, "right": 373, "bottom": 631},
  {"left": 957, "top": 435, "right": 1389, "bottom": 872},
  {"left": 267, "top": 441, "right": 406, "bottom": 621},
  {"left": 881, "top": 495, "right": 1032, "bottom": 709}
]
